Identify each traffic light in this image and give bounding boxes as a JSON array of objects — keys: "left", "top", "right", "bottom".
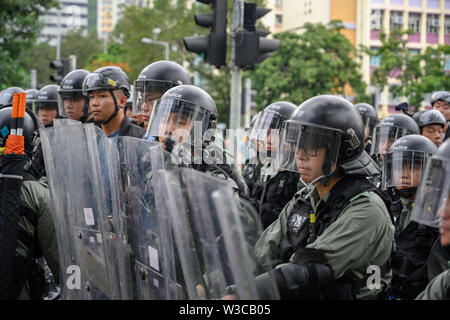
[
  {"left": 235, "top": 2, "right": 280, "bottom": 70},
  {"left": 49, "top": 59, "right": 70, "bottom": 84},
  {"left": 183, "top": 0, "right": 228, "bottom": 68}
]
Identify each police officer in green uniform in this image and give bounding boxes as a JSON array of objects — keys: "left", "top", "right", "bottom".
[
  {"left": 245, "top": 101, "right": 301, "bottom": 229},
  {"left": 382, "top": 135, "right": 439, "bottom": 299},
  {"left": 0, "top": 107, "right": 59, "bottom": 299},
  {"left": 411, "top": 139, "right": 450, "bottom": 299},
  {"left": 145, "top": 84, "right": 249, "bottom": 200},
  {"left": 223, "top": 95, "right": 394, "bottom": 300}
]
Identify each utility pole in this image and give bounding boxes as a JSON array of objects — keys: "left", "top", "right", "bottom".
[{"left": 229, "top": 0, "right": 244, "bottom": 130}]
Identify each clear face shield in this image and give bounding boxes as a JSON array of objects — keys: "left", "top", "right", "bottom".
[
  {"left": 371, "top": 126, "right": 413, "bottom": 157},
  {"left": 249, "top": 110, "right": 287, "bottom": 159},
  {"left": 276, "top": 121, "right": 341, "bottom": 184},
  {"left": 382, "top": 150, "right": 432, "bottom": 191},
  {"left": 411, "top": 157, "right": 450, "bottom": 228},
  {"left": 132, "top": 80, "right": 173, "bottom": 118},
  {"left": 361, "top": 115, "right": 377, "bottom": 142},
  {"left": 58, "top": 91, "right": 88, "bottom": 120},
  {"left": 145, "top": 97, "right": 213, "bottom": 151}
]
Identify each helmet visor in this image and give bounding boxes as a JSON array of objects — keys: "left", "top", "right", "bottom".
[
  {"left": 361, "top": 115, "right": 378, "bottom": 140},
  {"left": 145, "top": 97, "right": 214, "bottom": 147},
  {"left": 371, "top": 126, "right": 413, "bottom": 156},
  {"left": 382, "top": 150, "right": 432, "bottom": 189},
  {"left": 411, "top": 157, "right": 450, "bottom": 228},
  {"left": 82, "top": 72, "right": 119, "bottom": 96},
  {"left": 276, "top": 120, "right": 341, "bottom": 177},
  {"left": 132, "top": 79, "right": 171, "bottom": 115},
  {"left": 57, "top": 93, "right": 88, "bottom": 119},
  {"left": 249, "top": 110, "right": 287, "bottom": 141}
]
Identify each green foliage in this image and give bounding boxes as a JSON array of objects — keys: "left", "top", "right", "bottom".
[
  {"left": 0, "top": 0, "right": 58, "bottom": 89},
  {"left": 248, "top": 21, "right": 369, "bottom": 111},
  {"left": 363, "top": 29, "right": 450, "bottom": 110}
]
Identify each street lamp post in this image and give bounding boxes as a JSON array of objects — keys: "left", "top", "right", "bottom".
[{"left": 141, "top": 37, "right": 170, "bottom": 60}]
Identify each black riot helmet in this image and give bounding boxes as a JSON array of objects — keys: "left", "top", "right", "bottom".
[
  {"left": 277, "top": 95, "right": 379, "bottom": 185},
  {"left": 36, "top": 84, "right": 59, "bottom": 111},
  {"left": 430, "top": 91, "right": 450, "bottom": 107},
  {"left": 411, "top": 138, "right": 450, "bottom": 229},
  {"left": 133, "top": 60, "right": 191, "bottom": 115},
  {"left": 58, "top": 69, "right": 90, "bottom": 119},
  {"left": 82, "top": 66, "right": 131, "bottom": 125},
  {"left": 382, "top": 134, "right": 437, "bottom": 198},
  {"left": 355, "top": 103, "right": 378, "bottom": 139},
  {"left": 0, "top": 106, "right": 41, "bottom": 157},
  {"left": 417, "top": 109, "right": 446, "bottom": 130},
  {"left": 145, "top": 84, "right": 218, "bottom": 149},
  {"left": 25, "top": 89, "right": 39, "bottom": 110},
  {"left": 0, "top": 87, "right": 24, "bottom": 108},
  {"left": 371, "top": 113, "right": 420, "bottom": 158},
  {"left": 250, "top": 101, "right": 297, "bottom": 157},
  {"left": 412, "top": 110, "right": 427, "bottom": 125}
]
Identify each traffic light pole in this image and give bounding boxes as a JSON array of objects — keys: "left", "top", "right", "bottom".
[{"left": 229, "top": 0, "right": 244, "bottom": 130}]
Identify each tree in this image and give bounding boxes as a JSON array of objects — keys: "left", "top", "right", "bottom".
[
  {"left": 248, "top": 21, "right": 369, "bottom": 111},
  {"left": 363, "top": 29, "right": 450, "bottom": 110},
  {"left": 0, "top": 0, "right": 58, "bottom": 89}
]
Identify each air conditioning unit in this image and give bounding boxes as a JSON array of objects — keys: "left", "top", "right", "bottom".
[
  {"left": 393, "top": 16, "right": 403, "bottom": 25},
  {"left": 432, "top": 19, "right": 440, "bottom": 27}
]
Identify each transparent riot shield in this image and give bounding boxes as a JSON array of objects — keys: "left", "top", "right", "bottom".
[
  {"left": 158, "top": 167, "right": 280, "bottom": 300},
  {"left": 119, "top": 136, "right": 182, "bottom": 300},
  {"left": 40, "top": 122, "right": 128, "bottom": 300}
]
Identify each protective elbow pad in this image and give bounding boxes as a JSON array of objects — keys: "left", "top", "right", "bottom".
[{"left": 270, "top": 262, "right": 335, "bottom": 300}]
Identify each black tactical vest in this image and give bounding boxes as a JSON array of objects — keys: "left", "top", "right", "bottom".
[{"left": 390, "top": 217, "right": 439, "bottom": 300}]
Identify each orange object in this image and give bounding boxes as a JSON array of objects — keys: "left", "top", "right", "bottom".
[
  {"left": 18, "top": 92, "right": 26, "bottom": 118},
  {"left": 4, "top": 135, "right": 24, "bottom": 155},
  {"left": 12, "top": 93, "right": 19, "bottom": 119}
]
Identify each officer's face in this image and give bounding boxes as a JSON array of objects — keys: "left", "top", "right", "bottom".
[
  {"left": 295, "top": 147, "right": 326, "bottom": 183},
  {"left": 89, "top": 91, "right": 116, "bottom": 122},
  {"left": 158, "top": 112, "right": 193, "bottom": 149},
  {"left": 438, "top": 196, "right": 450, "bottom": 246},
  {"left": 433, "top": 101, "right": 450, "bottom": 121},
  {"left": 378, "top": 138, "right": 396, "bottom": 159},
  {"left": 422, "top": 124, "right": 444, "bottom": 147},
  {"left": 64, "top": 96, "right": 86, "bottom": 120},
  {"left": 364, "top": 125, "right": 371, "bottom": 147},
  {"left": 394, "top": 162, "right": 422, "bottom": 192},
  {"left": 141, "top": 90, "right": 163, "bottom": 127},
  {"left": 37, "top": 108, "right": 58, "bottom": 126}
]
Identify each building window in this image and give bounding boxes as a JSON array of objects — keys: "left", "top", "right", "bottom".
[
  {"left": 390, "top": 0, "right": 403, "bottom": 5},
  {"left": 390, "top": 11, "right": 404, "bottom": 30},
  {"left": 445, "top": 15, "right": 450, "bottom": 34},
  {"left": 275, "top": 0, "right": 283, "bottom": 6},
  {"left": 409, "top": 0, "right": 422, "bottom": 6},
  {"left": 408, "top": 12, "right": 421, "bottom": 33},
  {"left": 275, "top": 14, "right": 283, "bottom": 25},
  {"left": 427, "top": 14, "right": 440, "bottom": 34},
  {"left": 371, "top": 9, "right": 384, "bottom": 30},
  {"left": 370, "top": 48, "right": 382, "bottom": 67}
]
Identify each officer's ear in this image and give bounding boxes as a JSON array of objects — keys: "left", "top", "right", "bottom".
[{"left": 114, "top": 89, "right": 128, "bottom": 107}]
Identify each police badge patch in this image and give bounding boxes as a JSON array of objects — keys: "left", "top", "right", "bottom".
[{"left": 288, "top": 213, "right": 307, "bottom": 234}]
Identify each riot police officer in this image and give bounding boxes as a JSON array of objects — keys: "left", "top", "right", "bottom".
[
  {"left": 82, "top": 66, "right": 144, "bottom": 142},
  {"left": 224, "top": 95, "right": 393, "bottom": 300},
  {"left": 145, "top": 84, "right": 249, "bottom": 199},
  {"left": 382, "top": 135, "right": 439, "bottom": 299},
  {"left": 133, "top": 60, "right": 191, "bottom": 132},
  {"left": 417, "top": 109, "right": 446, "bottom": 147},
  {"left": 355, "top": 102, "right": 378, "bottom": 154},
  {"left": 25, "top": 89, "right": 39, "bottom": 111},
  {"left": 36, "top": 85, "right": 60, "bottom": 127},
  {"left": 58, "top": 69, "right": 93, "bottom": 123},
  {"left": 0, "top": 107, "right": 59, "bottom": 299},
  {"left": 412, "top": 139, "right": 450, "bottom": 299},
  {"left": 245, "top": 101, "right": 300, "bottom": 229},
  {"left": 430, "top": 91, "right": 450, "bottom": 141}
]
